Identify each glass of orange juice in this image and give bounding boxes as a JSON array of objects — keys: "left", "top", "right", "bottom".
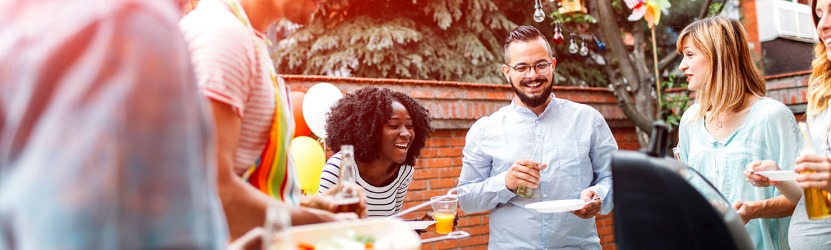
[{"left": 431, "top": 196, "right": 458, "bottom": 234}]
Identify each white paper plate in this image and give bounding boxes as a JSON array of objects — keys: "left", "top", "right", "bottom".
[
  {"left": 525, "top": 199, "right": 588, "bottom": 213},
  {"left": 755, "top": 170, "right": 797, "bottom": 181},
  {"left": 405, "top": 220, "right": 436, "bottom": 230}
]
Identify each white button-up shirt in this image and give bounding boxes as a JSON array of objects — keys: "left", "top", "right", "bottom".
[{"left": 457, "top": 94, "right": 616, "bottom": 249}]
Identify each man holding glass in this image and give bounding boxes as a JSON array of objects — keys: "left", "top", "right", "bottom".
[{"left": 456, "top": 25, "right": 617, "bottom": 249}]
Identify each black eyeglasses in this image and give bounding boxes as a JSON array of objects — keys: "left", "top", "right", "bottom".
[{"left": 507, "top": 61, "right": 552, "bottom": 76}]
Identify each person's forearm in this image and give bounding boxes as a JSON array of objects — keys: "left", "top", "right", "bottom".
[
  {"left": 218, "top": 169, "right": 332, "bottom": 240},
  {"left": 457, "top": 173, "right": 513, "bottom": 214},
  {"left": 217, "top": 173, "right": 271, "bottom": 240},
  {"left": 748, "top": 195, "right": 796, "bottom": 219},
  {"left": 775, "top": 181, "right": 803, "bottom": 204}
]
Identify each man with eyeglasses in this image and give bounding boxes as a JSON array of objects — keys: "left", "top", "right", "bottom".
[{"left": 456, "top": 25, "right": 617, "bottom": 249}]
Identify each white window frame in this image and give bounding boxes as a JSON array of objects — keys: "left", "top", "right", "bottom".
[{"left": 773, "top": 0, "right": 817, "bottom": 40}]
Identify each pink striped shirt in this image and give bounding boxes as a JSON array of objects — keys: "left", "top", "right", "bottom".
[{"left": 180, "top": 0, "right": 278, "bottom": 174}]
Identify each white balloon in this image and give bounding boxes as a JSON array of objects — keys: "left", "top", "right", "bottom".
[{"left": 302, "top": 82, "right": 343, "bottom": 138}]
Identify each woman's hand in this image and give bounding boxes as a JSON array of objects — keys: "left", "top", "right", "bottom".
[
  {"left": 304, "top": 183, "right": 368, "bottom": 218},
  {"left": 732, "top": 200, "right": 753, "bottom": 224},
  {"left": 744, "top": 160, "right": 781, "bottom": 187},
  {"left": 795, "top": 154, "right": 831, "bottom": 192}
]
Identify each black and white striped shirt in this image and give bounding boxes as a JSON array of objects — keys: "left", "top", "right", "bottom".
[{"left": 318, "top": 152, "right": 414, "bottom": 217}]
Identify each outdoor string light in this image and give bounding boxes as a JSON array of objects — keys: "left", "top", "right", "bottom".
[
  {"left": 533, "top": 0, "right": 546, "bottom": 22},
  {"left": 579, "top": 37, "right": 588, "bottom": 56},
  {"left": 568, "top": 33, "right": 578, "bottom": 55}
]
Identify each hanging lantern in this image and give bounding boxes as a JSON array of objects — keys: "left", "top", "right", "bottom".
[{"left": 558, "top": 0, "right": 586, "bottom": 14}]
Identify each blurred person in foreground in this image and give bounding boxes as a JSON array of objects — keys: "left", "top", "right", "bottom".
[
  {"left": 676, "top": 16, "right": 799, "bottom": 250},
  {"left": 0, "top": 0, "right": 226, "bottom": 248},
  {"left": 456, "top": 25, "right": 617, "bottom": 249},
  {"left": 744, "top": 0, "right": 831, "bottom": 249},
  {"left": 180, "top": 0, "right": 365, "bottom": 240}
]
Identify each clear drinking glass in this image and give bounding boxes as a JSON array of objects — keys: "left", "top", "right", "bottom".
[
  {"left": 517, "top": 137, "right": 542, "bottom": 198},
  {"left": 263, "top": 206, "right": 291, "bottom": 250},
  {"left": 431, "top": 196, "right": 458, "bottom": 234}
]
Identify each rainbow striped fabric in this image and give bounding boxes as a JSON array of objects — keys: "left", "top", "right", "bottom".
[
  {"left": 220, "top": 0, "right": 301, "bottom": 205},
  {"left": 245, "top": 75, "right": 301, "bottom": 205}
]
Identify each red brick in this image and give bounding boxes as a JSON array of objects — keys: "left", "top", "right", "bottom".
[
  {"left": 419, "top": 148, "right": 437, "bottom": 158},
  {"left": 437, "top": 147, "right": 463, "bottom": 157},
  {"left": 459, "top": 235, "right": 489, "bottom": 247},
  {"left": 435, "top": 239, "right": 463, "bottom": 249},
  {"left": 413, "top": 168, "right": 439, "bottom": 179},
  {"left": 451, "top": 137, "right": 466, "bottom": 147},
  {"left": 467, "top": 90, "right": 484, "bottom": 99},
  {"left": 437, "top": 90, "right": 459, "bottom": 99},
  {"left": 427, "top": 158, "right": 453, "bottom": 168},
  {"left": 457, "top": 216, "right": 481, "bottom": 227},
  {"left": 464, "top": 225, "right": 489, "bottom": 236},
  {"left": 410, "top": 179, "right": 427, "bottom": 190},
  {"left": 439, "top": 168, "right": 462, "bottom": 179},
  {"left": 597, "top": 226, "right": 613, "bottom": 236},
  {"left": 426, "top": 138, "right": 453, "bottom": 147},
  {"left": 428, "top": 178, "right": 455, "bottom": 189}
]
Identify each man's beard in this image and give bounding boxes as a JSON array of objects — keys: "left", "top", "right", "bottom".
[{"left": 510, "top": 76, "right": 552, "bottom": 108}]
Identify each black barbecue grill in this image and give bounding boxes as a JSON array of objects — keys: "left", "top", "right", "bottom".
[{"left": 611, "top": 122, "right": 753, "bottom": 250}]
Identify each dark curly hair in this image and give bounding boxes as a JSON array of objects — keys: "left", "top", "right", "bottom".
[{"left": 325, "top": 87, "right": 432, "bottom": 166}]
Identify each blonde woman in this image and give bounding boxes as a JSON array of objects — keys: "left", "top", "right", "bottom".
[
  {"left": 744, "top": 0, "right": 831, "bottom": 249},
  {"left": 676, "top": 16, "right": 800, "bottom": 250}
]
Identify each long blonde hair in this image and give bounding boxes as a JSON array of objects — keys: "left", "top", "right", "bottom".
[
  {"left": 808, "top": 0, "right": 831, "bottom": 116},
  {"left": 676, "top": 16, "right": 766, "bottom": 122}
]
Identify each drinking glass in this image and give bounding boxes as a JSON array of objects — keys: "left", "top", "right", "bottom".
[
  {"left": 431, "top": 196, "right": 458, "bottom": 234},
  {"left": 516, "top": 140, "right": 542, "bottom": 198},
  {"left": 263, "top": 206, "right": 291, "bottom": 250}
]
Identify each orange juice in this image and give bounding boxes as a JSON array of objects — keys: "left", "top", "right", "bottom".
[{"left": 434, "top": 212, "right": 456, "bottom": 234}]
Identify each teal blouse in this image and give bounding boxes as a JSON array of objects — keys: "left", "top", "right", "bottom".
[{"left": 678, "top": 98, "right": 801, "bottom": 250}]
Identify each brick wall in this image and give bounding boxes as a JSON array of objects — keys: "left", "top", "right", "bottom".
[
  {"left": 284, "top": 75, "right": 639, "bottom": 250},
  {"left": 741, "top": 0, "right": 763, "bottom": 67},
  {"left": 740, "top": 0, "right": 761, "bottom": 56},
  {"left": 766, "top": 71, "right": 810, "bottom": 120}
]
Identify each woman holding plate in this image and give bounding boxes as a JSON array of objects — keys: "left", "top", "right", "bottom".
[{"left": 744, "top": 0, "right": 831, "bottom": 249}]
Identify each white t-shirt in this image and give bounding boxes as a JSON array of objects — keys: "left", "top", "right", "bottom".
[{"left": 319, "top": 152, "right": 414, "bottom": 217}]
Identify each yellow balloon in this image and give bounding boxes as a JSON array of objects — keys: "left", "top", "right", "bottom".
[{"left": 290, "top": 136, "right": 325, "bottom": 195}]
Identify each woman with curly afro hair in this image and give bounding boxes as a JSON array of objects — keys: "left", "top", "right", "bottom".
[{"left": 318, "top": 87, "right": 432, "bottom": 217}]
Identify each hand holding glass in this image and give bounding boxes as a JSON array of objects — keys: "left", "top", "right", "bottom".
[{"left": 798, "top": 122, "right": 831, "bottom": 220}]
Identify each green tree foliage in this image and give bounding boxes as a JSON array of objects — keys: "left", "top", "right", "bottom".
[{"left": 274, "top": 0, "right": 516, "bottom": 83}]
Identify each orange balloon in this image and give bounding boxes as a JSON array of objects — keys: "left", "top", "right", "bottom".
[{"left": 290, "top": 91, "right": 311, "bottom": 137}]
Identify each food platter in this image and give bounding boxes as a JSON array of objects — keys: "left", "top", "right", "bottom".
[{"left": 288, "top": 218, "right": 421, "bottom": 250}]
